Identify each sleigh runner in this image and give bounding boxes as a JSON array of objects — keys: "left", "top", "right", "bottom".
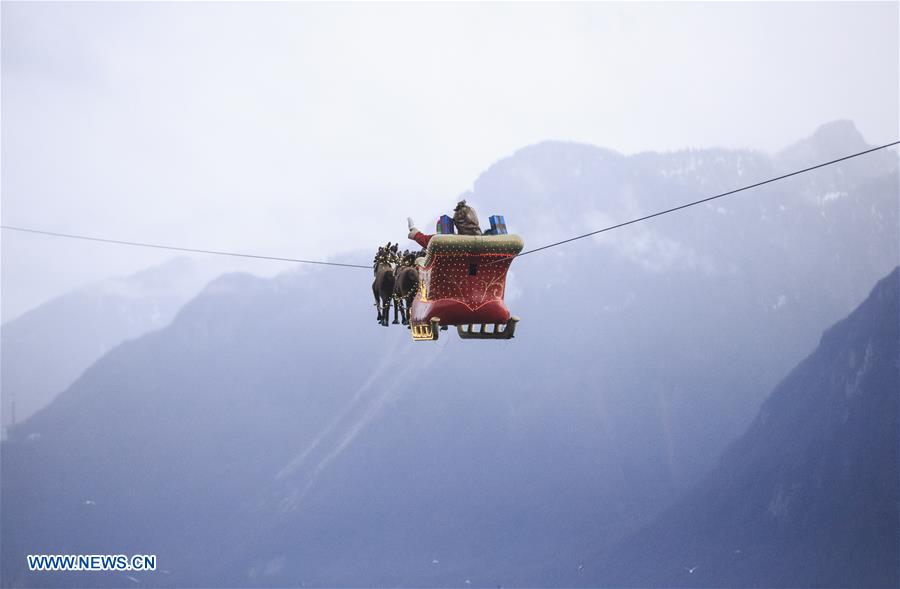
[{"left": 409, "top": 234, "right": 524, "bottom": 341}]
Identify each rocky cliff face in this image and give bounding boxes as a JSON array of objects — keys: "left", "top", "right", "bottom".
[{"left": 586, "top": 268, "right": 899, "bottom": 588}]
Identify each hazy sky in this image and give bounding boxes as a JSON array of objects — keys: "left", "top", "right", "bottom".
[{"left": 2, "top": 1, "right": 898, "bottom": 321}]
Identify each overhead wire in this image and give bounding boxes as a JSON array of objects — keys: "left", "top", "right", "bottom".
[
  {"left": 0, "top": 225, "right": 371, "bottom": 269},
  {"left": 2, "top": 141, "right": 897, "bottom": 268},
  {"left": 515, "top": 140, "right": 900, "bottom": 258}
]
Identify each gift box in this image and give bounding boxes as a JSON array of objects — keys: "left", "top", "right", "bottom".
[
  {"left": 489, "top": 215, "right": 507, "bottom": 235},
  {"left": 436, "top": 215, "right": 455, "bottom": 234}
]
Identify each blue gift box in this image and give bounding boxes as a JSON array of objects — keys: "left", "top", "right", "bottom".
[
  {"left": 489, "top": 215, "right": 507, "bottom": 235},
  {"left": 436, "top": 215, "right": 455, "bottom": 234}
]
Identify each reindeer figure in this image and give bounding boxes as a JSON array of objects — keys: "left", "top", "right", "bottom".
[
  {"left": 392, "top": 250, "right": 420, "bottom": 326},
  {"left": 372, "top": 243, "right": 399, "bottom": 326}
]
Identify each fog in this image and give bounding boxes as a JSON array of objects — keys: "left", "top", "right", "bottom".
[
  {"left": 3, "top": 4, "right": 899, "bottom": 586},
  {"left": 2, "top": 1, "right": 897, "bottom": 321}
]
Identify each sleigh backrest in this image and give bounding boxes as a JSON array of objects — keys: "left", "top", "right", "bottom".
[{"left": 417, "top": 235, "right": 524, "bottom": 303}]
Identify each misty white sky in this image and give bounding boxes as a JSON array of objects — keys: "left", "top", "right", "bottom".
[{"left": 2, "top": 1, "right": 898, "bottom": 321}]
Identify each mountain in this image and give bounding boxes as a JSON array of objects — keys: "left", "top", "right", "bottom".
[
  {"left": 472, "top": 119, "right": 898, "bottom": 484},
  {"left": 1, "top": 258, "right": 213, "bottom": 436},
  {"left": 2, "top": 121, "right": 897, "bottom": 587},
  {"left": 583, "top": 268, "right": 899, "bottom": 587}
]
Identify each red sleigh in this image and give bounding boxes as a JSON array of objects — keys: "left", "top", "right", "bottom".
[{"left": 409, "top": 234, "right": 524, "bottom": 341}]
